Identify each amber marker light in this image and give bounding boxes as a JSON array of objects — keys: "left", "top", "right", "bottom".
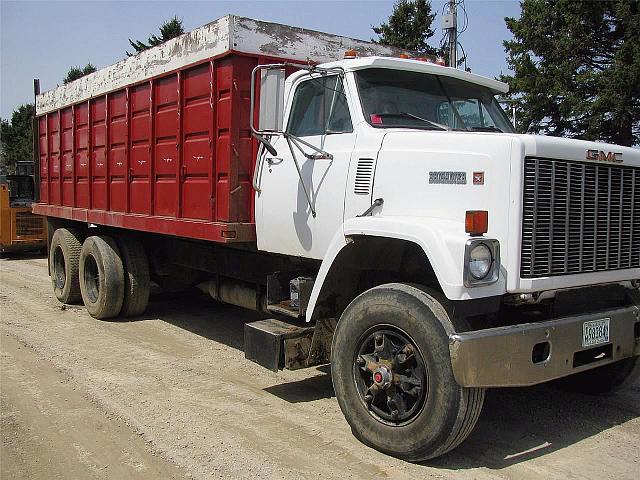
[
  {"left": 344, "top": 49, "right": 358, "bottom": 59},
  {"left": 465, "top": 210, "right": 488, "bottom": 236}
]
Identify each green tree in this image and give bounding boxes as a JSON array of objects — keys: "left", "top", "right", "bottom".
[
  {"left": 64, "top": 63, "right": 97, "bottom": 84},
  {"left": 372, "top": 0, "right": 440, "bottom": 56},
  {"left": 501, "top": 0, "right": 639, "bottom": 146},
  {"left": 128, "top": 16, "right": 185, "bottom": 55},
  {"left": 0, "top": 104, "right": 34, "bottom": 174}
]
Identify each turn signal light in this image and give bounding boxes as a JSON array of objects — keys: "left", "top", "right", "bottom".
[
  {"left": 465, "top": 210, "right": 488, "bottom": 235},
  {"left": 344, "top": 49, "right": 358, "bottom": 59}
]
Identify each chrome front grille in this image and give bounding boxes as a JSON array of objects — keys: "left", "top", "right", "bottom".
[{"left": 521, "top": 157, "right": 639, "bottom": 278}]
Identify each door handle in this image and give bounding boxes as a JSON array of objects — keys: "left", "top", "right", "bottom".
[{"left": 266, "top": 157, "right": 283, "bottom": 166}]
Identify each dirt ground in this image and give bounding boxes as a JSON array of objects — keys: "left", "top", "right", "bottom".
[{"left": 1, "top": 255, "right": 638, "bottom": 480}]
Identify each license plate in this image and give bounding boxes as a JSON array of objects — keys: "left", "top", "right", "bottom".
[{"left": 582, "top": 318, "right": 610, "bottom": 347}]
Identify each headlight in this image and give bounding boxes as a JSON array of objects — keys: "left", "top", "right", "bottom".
[
  {"left": 468, "top": 243, "right": 492, "bottom": 279},
  {"left": 464, "top": 239, "right": 500, "bottom": 287}
]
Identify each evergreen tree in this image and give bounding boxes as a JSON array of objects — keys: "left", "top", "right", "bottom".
[
  {"left": 501, "top": 0, "right": 639, "bottom": 146},
  {"left": 0, "top": 104, "right": 34, "bottom": 174},
  {"left": 63, "top": 63, "right": 97, "bottom": 84},
  {"left": 372, "top": 0, "right": 440, "bottom": 56},
  {"left": 128, "top": 16, "right": 185, "bottom": 55}
]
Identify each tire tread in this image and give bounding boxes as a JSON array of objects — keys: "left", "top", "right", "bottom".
[
  {"left": 50, "top": 228, "right": 83, "bottom": 304},
  {"left": 117, "top": 237, "right": 150, "bottom": 317}
]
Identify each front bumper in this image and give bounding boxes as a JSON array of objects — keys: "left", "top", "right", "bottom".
[{"left": 449, "top": 304, "right": 640, "bottom": 388}]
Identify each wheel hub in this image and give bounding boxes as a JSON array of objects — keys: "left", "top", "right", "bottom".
[
  {"left": 353, "top": 327, "right": 428, "bottom": 425},
  {"left": 372, "top": 366, "right": 392, "bottom": 389},
  {"left": 53, "top": 247, "right": 66, "bottom": 290}
]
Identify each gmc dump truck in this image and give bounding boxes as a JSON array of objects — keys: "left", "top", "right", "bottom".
[{"left": 33, "top": 15, "right": 639, "bottom": 461}]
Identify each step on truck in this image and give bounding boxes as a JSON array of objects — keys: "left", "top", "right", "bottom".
[{"left": 33, "top": 15, "right": 640, "bottom": 461}]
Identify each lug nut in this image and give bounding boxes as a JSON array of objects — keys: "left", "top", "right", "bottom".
[{"left": 356, "top": 356, "right": 365, "bottom": 367}]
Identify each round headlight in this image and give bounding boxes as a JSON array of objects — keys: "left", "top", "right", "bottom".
[{"left": 468, "top": 243, "right": 493, "bottom": 280}]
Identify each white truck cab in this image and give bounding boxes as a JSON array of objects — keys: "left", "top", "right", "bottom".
[
  {"left": 254, "top": 56, "right": 639, "bottom": 304},
  {"left": 249, "top": 55, "right": 639, "bottom": 460}
]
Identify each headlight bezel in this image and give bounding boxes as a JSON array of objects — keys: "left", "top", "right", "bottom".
[{"left": 463, "top": 238, "right": 500, "bottom": 287}]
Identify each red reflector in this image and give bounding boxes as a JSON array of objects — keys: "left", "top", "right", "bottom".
[
  {"left": 370, "top": 114, "right": 383, "bottom": 125},
  {"left": 374, "top": 372, "right": 383, "bottom": 383},
  {"left": 465, "top": 211, "right": 488, "bottom": 235}
]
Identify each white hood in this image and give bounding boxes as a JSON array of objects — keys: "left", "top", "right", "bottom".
[{"left": 371, "top": 130, "right": 639, "bottom": 295}]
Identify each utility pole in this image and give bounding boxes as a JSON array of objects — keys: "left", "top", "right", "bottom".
[{"left": 443, "top": 0, "right": 458, "bottom": 68}]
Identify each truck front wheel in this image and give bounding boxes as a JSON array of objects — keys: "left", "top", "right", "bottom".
[
  {"left": 331, "top": 283, "right": 484, "bottom": 461},
  {"left": 79, "top": 236, "right": 125, "bottom": 319},
  {"left": 49, "top": 227, "right": 83, "bottom": 304}
]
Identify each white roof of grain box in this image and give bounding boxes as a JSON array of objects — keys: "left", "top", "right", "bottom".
[{"left": 36, "top": 15, "right": 413, "bottom": 115}]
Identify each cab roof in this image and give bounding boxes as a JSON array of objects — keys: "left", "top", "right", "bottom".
[{"left": 319, "top": 56, "right": 509, "bottom": 94}]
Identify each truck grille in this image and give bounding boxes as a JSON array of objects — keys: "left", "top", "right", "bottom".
[
  {"left": 15, "top": 211, "right": 45, "bottom": 238},
  {"left": 521, "top": 157, "right": 640, "bottom": 278}
]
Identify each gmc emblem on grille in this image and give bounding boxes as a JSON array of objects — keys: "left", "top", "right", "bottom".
[{"left": 586, "top": 149, "right": 623, "bottom": 163}]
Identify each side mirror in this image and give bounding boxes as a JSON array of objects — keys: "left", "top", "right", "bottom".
[{"left": 251, "top": 66, "right": 285, "bottom": 134}]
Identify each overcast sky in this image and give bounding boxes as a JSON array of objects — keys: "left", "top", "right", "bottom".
[{"left": 0, "top": 0, "right": 521, "bottom": 119}]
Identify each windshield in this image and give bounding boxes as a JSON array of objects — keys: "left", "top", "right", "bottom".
[{"left": 355, "top": 68, "right": 514, "bottom": 133}]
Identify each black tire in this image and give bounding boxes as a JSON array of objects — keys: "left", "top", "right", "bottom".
[
  {"left": 49, "top": 227, "right": 83, "bottom": 304},
  {"left": 117, "top": 237, "right": 150, "bottom": 317},
  {"left": 79, "top": 236, "right": 125, "bottom": 319},
  {"left": 331, "top": 283, "right": 484, "bottom": 462},
  {"left": 553, "top": 356, "right": 639, "bottom": 394}
]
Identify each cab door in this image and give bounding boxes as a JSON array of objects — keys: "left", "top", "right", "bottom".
[{"left": 256, "top": 74, "right": 355, "bottom": 259}]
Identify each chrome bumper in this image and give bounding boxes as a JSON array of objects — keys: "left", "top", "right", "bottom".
[{"left": 449, "top": 305, "right": 640, "bottom": 388}]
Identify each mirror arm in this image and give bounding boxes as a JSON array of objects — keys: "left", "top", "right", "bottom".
[
  {"left": 252, "top": 142, "right": 265, "bottom": 193},
  {"left": 287, "top": 134, "right": 333, "bottom": 161},
  {"left": 285, "top": 136, "right": 316, "bottom": 218},
  {"left": 252, "top": 132, "right": 278, "bottom": 157}
]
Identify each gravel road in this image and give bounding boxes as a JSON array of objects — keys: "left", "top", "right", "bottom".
[{"left": 1, "top": 255, "right": 638, "bottom": 479}]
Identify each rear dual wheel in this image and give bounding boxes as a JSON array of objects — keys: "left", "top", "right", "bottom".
[
  {"left": 76, "top": 234, "right": 150, "bottom": 319},
  {"left": 118, "top": 237, "right": 150, "bottom": 317},
  {"left": 331, "top": 283, "right": 484, "bottom": 461},
  {"left": 79, "top": 236, "right": 125, "bottom": 319},
  {"left": 50, "top": 228, "right": 83, "bottom": 304}
]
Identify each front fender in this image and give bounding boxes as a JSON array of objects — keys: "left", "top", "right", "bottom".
[{"left": 305, "top": 216, "right": 506, "bottom": 322}]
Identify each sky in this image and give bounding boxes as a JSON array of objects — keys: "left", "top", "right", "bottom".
[{"left": 0, "top": 0, "right": 522, "bottom": 120}]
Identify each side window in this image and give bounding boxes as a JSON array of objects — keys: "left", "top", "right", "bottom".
[{"left": 287, "top": 76, "right": 352, "bottom": 137}]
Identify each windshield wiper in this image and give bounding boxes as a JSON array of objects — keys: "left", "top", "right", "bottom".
[
  {"left": 374, "top": 112, "right": 450, "bottom": 131},
  {"left": 470, "top": 126, "right": 504, "bottom": 133}
]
